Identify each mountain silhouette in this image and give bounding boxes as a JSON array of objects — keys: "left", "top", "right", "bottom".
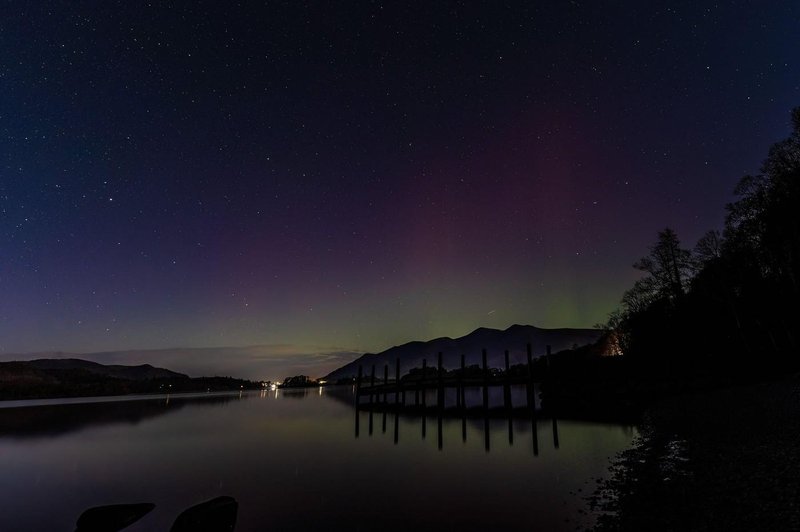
[
  {"left": 24, "top": 358, "right": 187, "bottom": 380},
  {"left": 324, "top": 324, "right": 602, "bottom": 381}
]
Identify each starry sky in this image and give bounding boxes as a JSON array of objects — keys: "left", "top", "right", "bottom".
[{"left": 1, "top": 2, "right": 798, "bottom": 375}]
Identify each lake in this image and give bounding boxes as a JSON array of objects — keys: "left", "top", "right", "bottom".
[{"left": 0, "top": 386, "right": 637, "bottom": 531}]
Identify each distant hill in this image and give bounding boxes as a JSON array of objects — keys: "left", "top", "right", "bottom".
[
  {"left": 25, "top": 358, "right": 187, "bottom": 380},
  {"left": 0, "top": 359, "right": 257, "bottom": 401},
  {"left": 324, "top": 324, "right": 603, "bottom": 382}
]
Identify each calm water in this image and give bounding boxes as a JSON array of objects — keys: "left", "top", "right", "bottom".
[{"left": 0, "top": 387, "right": 636, "bottom": 531}]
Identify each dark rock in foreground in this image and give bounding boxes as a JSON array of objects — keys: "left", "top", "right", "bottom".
[{"left": 75, "top": 502, "right": 154, "bottom": 532}]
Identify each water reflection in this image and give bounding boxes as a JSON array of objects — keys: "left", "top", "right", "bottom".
[
  {"left": 0, "top": 385, "right": 637, "bottom": 531},
  {"left": 0, "top": 393, "right": 245, "bottom": 440},
  {"left": 354, "top": 407, "right": 560, "bottom": 456},
  {"left": 346, "top": 385, "right": 619, "bottom": 458}
]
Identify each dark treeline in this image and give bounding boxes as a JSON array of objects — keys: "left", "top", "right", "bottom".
[
  {"left": 605, "top": 107, "right": 800, "bottom": 381},
  {"left": 0, "top": 361, "right": 261, "bottom": 401}
]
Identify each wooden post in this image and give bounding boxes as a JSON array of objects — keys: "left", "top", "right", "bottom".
[
  {"left": 369, "top": 365, "right": 376, "bottom": 405},
  {"left": 526, "top": 343, "right": 535, "bottom": 411},
  {"left": 437, "top": 351, "right": 444, "bottom": 409},
  {"left": 355, "top": 365, "right": 363, "bottom": 406},
  {"left": 383, "top": 364, "right": 388, "bottom": 404},
  {"left": 527, "top": 342, "right": 537, "bottom": 455},
  {"left": 355, "top": 365, "right": 362, "bottom": 438},
  {"left": 504, "top": 349, "right": 511, "bottom": 411},
  {"left": 545, "top": 343, "right": 559, "bottom": 448},
  {"left": 482, "top": 349, "right": 489, "bottom": 412},
  {"left": 422, "top": 358, "right": 427, "bottom": 409},
  {"left": 395, "top": 358, "right": 401, "bottom": 406},
  {"left": 457, "top": 354, "right": 465, "bottom": 409},
  {"left": 546, "top": 344, "right": 552, "bottom": 377}
]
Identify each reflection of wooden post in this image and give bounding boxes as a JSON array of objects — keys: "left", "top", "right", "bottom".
[
  {"left": 482, "top": 349, "right": 490, "bottom": 450},
  {"left": 355, "top": 365, "right": 362, "bottom": 439},
  {"left": 437, "top": 352, "right": 444, "bottom": 450},
  {"left": 437, "top": 410, "right": 443, "bottom": 451},
  {"left": 526, "top": 343, "right": 538, "bottom": 455},
  {"left": 369, "top": 366, "right": 375, "bottom": 436},
  {"left": 393, "top": 412, "right": 399, "bottom": 445},
  {"left": 461, "top": 354, "right": 467, "bottom": 442},
  {"left": 484, "top": 410, "right": 490, "bottom": 453},
  {"left": 552, "top": 417, "right": 560, "bottom": 449},
  {"left": 421, "top": 358, "right": 427, "bottom": 439},
  {"left": 505, "top": 349, "right": 513, "bottom": 445},
  {"left": 369, "top": 408, "right": 374, "bottom": 436}
]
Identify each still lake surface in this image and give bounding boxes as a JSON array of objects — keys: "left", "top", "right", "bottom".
[{"left": 0, "top": 386, "right": 637, "bottom": 531}]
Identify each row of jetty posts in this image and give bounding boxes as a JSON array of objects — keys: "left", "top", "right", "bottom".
[{"left": 353, "top": 343, "right": 559, "bottom": 455}]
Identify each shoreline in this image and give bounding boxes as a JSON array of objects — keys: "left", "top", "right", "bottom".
[
  {"left": 0, "top": 389, "right": 257, "bottom": 410},
  {"left": 590, "top": 373, "right": 800, "bottom": 530}
]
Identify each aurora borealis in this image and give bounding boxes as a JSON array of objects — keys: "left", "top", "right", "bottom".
[{"left": 1, "top": 2, "right": 798, "bottom": 375}]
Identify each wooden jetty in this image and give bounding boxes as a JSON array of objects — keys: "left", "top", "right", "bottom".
[
  {"left": 354, "top": 343, "right": 548, "bottom": 414},
  {"left": 352, "top": 343, "right": 557, "bottom": 454}
]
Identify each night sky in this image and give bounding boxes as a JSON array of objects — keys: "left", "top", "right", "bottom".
[{"left": 1, "top": 2, "right": 798, "bottom": 375}]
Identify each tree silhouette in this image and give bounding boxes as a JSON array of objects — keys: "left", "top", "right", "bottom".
[{"left": 605, "top": 107, "right": 800, "bottom": 374}]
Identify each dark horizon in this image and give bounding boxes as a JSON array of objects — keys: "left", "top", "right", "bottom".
[{"left": 0, "top": 322, "right": 597, "bottom": 380}]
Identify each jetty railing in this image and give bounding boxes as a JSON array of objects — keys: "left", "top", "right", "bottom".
[
  {"left": 353, "top": 343, "right": 553, "bottom": 412},
  {"left": 352, "top": 343, "right": 558, "bottom": 454}
]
